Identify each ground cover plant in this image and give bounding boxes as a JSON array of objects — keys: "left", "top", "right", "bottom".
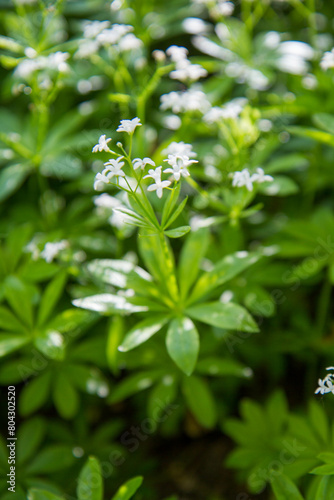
[{"left": 1, "top": 0, "right": 334, "bottom": 498}]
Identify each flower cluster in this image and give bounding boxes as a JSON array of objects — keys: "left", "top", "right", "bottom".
[
  {"left": 232, "top": 168, "right": 274, "bottom": 192},
  {"left": 320, "top": 48, "right": 334, "bottom": 70},
  {"left": 76, "top": 21, "right": 142, "bottom": 59},
  {"left": 92, "top": 119, "right": 197, "bottom": 199},
  {"left": 160, "top": 89, "right": 211, "bottom": 114},
  {"left": 194, "top": 0, "right": 234, "bottom": 17},
  {"left": 315, "top": 368, "right": 334, "bottom": 395},
  {"left": 204, "top": 98, "right": 247, "bottom": 123},
  {"left": 165, "top": 45, "right": 208, "bottom": 83},
  {"left": 193, "top": 31, "right": 315, "bottom": 92},
  {"left": 26, "top": 239, "right": 69, "bottom": 263},
  {"left": 15, "top": 51, "right": 70, "bottom": 81}
]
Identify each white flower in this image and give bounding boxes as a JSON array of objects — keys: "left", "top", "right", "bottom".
[
  {"left": 111, "top": 0, "right": 124, "bottom": 11},
  {"left": 163, "top": 115, "right": 182, "bottom": 130},
  {"left": 247, "top": 69, "right": 270, "bottom": 90},
  {"left": 92, "top": 134, "right": 112, "bottom": 153},
  {"left": 94, "top": 172, "right": 110, "bottom": 191},
  {"left": 40, "top": 240, "right": 69, "bottom": 263},
  {"left": 315, "top": 369, "right": 334, "bottom": 395},
  {"left": 182, "top": 18, "right": 209, "bottom": 35},
  {"left": 192, "top": 35, "right": 233, "bottom": 61},
  {"left": 118, "top": 34, "right": 143, "bottom": 51},
  {"left": 163, "top": 141, "right": 197, "bottom": 158},
  {"left": 166, "top": 45, "right": 188, "bottom": 62},
  {"left": 204, "top": 98, "right": 247, "bottom": 123},
  {"left": 97, "top": 24, "right": 133, "bottom": 46},
  {"left": 251, "top": 168, "right": 274, "bottom": 184},
  {"left": 163, "top": 154, "right": 197, "bottom": 181},
  {"left": 320, "top": 49, "right": 334, "bottom": 70},
  {"left": 263, "top": 31, "right": 281, "bottom": 50},
  {"left": 94, "top": 193, "right": 121, "bottom": 209},
  {"left": 160, "top": 90, "right": 211, "bottom": 114},
  {"left": 144, "top": 166, "right": 171, "bottom": 198},
  {"left": 215, "top": 1, "right": 234, "bottom": 16},
  {"left": 232, "top": 169, "right": 254, "bottom": 191},
  {"left": 76, "top": 40, "right": 100, "bottom": 59},
  {"left": 46, "top": 52, "right": 70, "bottom": 73},
  {"left": 25, "top": 47, "right": 37, "bottom": 58},
  {"left": 133, "top": 157, "right": 155, "bottom": 170},
  {"left": 93, "top": 193, "right": 129, "bottom": 230},
  {"left": 152, "top": 50, "right": 166, "bottom": 62},
  {"left": 83, "top": 20, "right": 110, "bottom": 39},
  {"left": 25, "top": 240, "right": 40, "bottom": 260},
  {"left": 277, "top": 41, "right": 314, "bottom": 75},
  {"left": 170, "top": 62, "right": 208, "bottom": 82},
  {"left": 15, "top": 59, "right": 41, "bottom": 79},
  {"left": 203, "top": 107, "right": 225, "bottom": 124},
  {"left": 117, "top": 117, "right": 142, "bottom": 133},
  {"left": 103, "top": 156, "right": 126, "bottom": 179},
  {"left": 160, "top": 92, "right": 184, "bottom": 113}
]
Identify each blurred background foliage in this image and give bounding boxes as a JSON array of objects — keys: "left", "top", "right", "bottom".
[{"left": 1, "top": 0, "right": 334, "bottom": 499}]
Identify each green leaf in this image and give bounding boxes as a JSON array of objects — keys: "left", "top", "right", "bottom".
[
  {"left": 119, "top": 315, "right": 169, "bottom": 352},
  {"left": 40, "top": 154, "right": 83, "bottom": 179},
  {"left": 196, "top": 357, "right": 252, "bottom": 378},
  {"left": 161, "top": 182, "right": 181, "bottom": 228},
  {"left": 182, "top": 375, "right": 217, "bottom": 428},
  {"left": 28, "top": 490, "right": 64, "bottom": 500},
  {"left": 20, "top": 372, "right": 52, "bottom": 416},
  {"left": 163, "top": 196, "right": 188, "bottom": 230},
  {"left": 73, "top": 294, "right": 147, "bottom": 314},
  {"left": 186, "top": 301, "right": 259, "bottom": 332},
  {"left": 287, "top": 125, "right": 334, "bottom": 146},
  {"left": 189, "top": 250, "right": 262, "bottom": 303},
  {"left": 147, "top": 376, "right": 178, "bottom": 421},
  {"left": 5, "top": 223, "right": 32, "bottom": 272},
  {"left": 77, "top": 457, "right": 103, "bottom": 500},
  {"left": 164, "top": 226, "right": 191, "bottom": 238},
  {"left": 313, "top": 113, "right": 334, "bottom": 135},
  {"left": 138, "top": 230, "right": 178, "bottom": 299},
  {"left": 109, "top": 370, "right": 164, "bottom": 404},
  {"left": 315, "top": 476, "right": 334, "bottom": 500},
  {"left": 244, "top": 286, "right": 276, "bottom": 317},
  {"left": 20, "top": 260, "right": 59, "bottom": 282},
  {"left": 0, "top": 163, "right": 30, "bottom": 202},
  {"left": 53, "top": 372, "right": 79, "bottom": 419},
  {"left": 87, "top": 259, "right": 148, "bottom": 288},
  {"left": 309, "top": 401, "right": 329, "bottom": 444},
  {"left": 5, "top": 276, "right": 35, "bottom": 328},
  {"left": 310, "top": 463, "right": 334, "bottom": 475},
  {"left": 264, "top": 154, "right": 308, "bottom": 174},
  {"left": 0, "top": 334, "right": 30, "bottom": 357},
  {"left": 316, "top": 452, "right": 334, "bottom": 464},
  {"left": 0, "top": 305, "right": 27, "bottom": 333},
  {"left": 17, "top": 417, "right": 46, "bottom": 465},
  {"left": 270, "top": 474, "right": 304, "bottom": 500},
  {"left": 178, "top": 228, "right": 209, "bottom": 299},
  {"left": 166, "top": 317, "right": 199, "bottom": 376},
  {"left": 257, "top": 176, "right": 299, "bottom": 197},
  {"left": 34, "top": 331, "right": 65, "bottom": 361},
  {"left": 111, "top": 476, "right": 143, "bottom": 500},
  {"left": 47, "top": 309, "right": 97, "bottom": 334},
  {"left": 107, "top": 316, "right": 124, "bottom": 375},
  {"left": 26, "top": 445, "right": 75, "bottom": 475},
  {"left": 37, "top": 270, "right": 67, "bottom": 326}
]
